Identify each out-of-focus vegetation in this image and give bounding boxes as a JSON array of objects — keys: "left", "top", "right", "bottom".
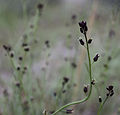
[{"left": 0, "top": 0, "right": 120, "bottom": 115}]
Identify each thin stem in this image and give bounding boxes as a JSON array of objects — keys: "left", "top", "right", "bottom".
[
  {"left": 52, "top": 32, "right": 92, "bottom": 115},
  {"left": 97, "top": 97, "right": 108, "bottom": 115}
]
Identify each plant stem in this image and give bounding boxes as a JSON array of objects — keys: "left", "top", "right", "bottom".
[
  {"left": 97, "top": 96, "right": 108, "bottom": 115},
  {"left": 52, "top": 32, "right": 92, "bottom": 115}
]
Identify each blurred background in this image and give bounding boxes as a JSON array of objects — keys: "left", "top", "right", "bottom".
[{"left": 0, "top": 0, "right": 120, "bottom": 115}]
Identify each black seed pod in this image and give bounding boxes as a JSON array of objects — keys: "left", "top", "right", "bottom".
[
  {"left": 108, "top": 85, "right": 113, "bottom": 90},
  {"left": 24, "top": 46, "right": 30, "bottom": 52},
  {"left": 37, "top": 3, "right": 44, "bottom": 10},
  {"left": 22, "top": 43, "right": 28, "bottom": 47},
  {"left": 63, "top": 77, "right": 69, "bottom": 84},
  {"left": 53, "top": 92, "right": 57, "bottom": 97},
  {"left": 79, "top": 39, "right": 84, "bottom": 46},
  {"left": 91, "top": 79, "right": 95, "bottom": 85},
  {"left": 10, "top": 51, "right": 14, "bottom": 58},
  {"left": 87, "top": 39, "right": 92, "bottom": 44},
  {"left": 66, "top": 109, "right": 73, "bottom": 114},
  {"left": 106, "top": 93, "right": 109, "bottom": 97},
  {"left": 99, "top": 96, "right": 102, "bottom": 103},
  {"left": 83, "top": 85, "right": 88, "bottom": 93},
  {"left": 19, "top": 56, "right": 23, "bottom": 61},
  {"left": 3, "top": 89, "right": 9, "bottom": 97},
  {"left": 3, "top": 45, "right": 8, "bottom": 51},
  {"left": 108, "top": 56, "right": 112, "bottom": 61},
  {"left": 110, "top": 91, "right": 114, "bottom": 97},
  {"left": 71, "top": 62, "right": 77, "bottom": 68},
  {"left": 17, "top": 66, "right": 21, "bottom": 71},
  {"left": 93, "top": 54, "right": 100, "bottom": 62},
  {"left": 24, "top": 66, "right": 27, "bottom": 70},
  {"left": 15, "top": 82, "right": 20, "bottom": 88},
  {"left": 80, "top": 28, "right": 83, "bottom": 33}
]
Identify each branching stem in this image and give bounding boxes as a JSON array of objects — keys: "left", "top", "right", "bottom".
[{"left": 52, "top": 32, "right": 92, "bottom": 115}]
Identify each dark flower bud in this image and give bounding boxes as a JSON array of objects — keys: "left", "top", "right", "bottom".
[
  {"left": 30, "top": 24, "right": 34, "bottom": 29},
  {"left": 87, "top": 39, "right": 92, "bottom": 44},
  {"left": 80, "top": 28, "right": 83, "bottom": 33},
  {"left": 3, "top": 45, "right": 8, "bottom": 51},
  {"left": 106, "top": 85, "right": 114, "bottom": 97},
  {"left": 53, "top": 92, "right": 57, "bottom": 97},
  {"left": 45, "top": 40, "right": 50, "bottom": 48},
  {"left": 83, "top": 85, "right": 88, "bottom": 93},
  {"left": 93, "top": 54, "right": 100, "bottom": 62},
  {"left": 37, "top": 3, "right": 44, "bottom": 9},
  {"left": 66, "top": 109, "right": 73, "bottom": 114},
  {"left": 110, "top": 91, "right": 114, "bottom": 97},
  {"left": 106, "top": 85, "right": 113, "bottom": 91},
  {"left": 10, "top": 51, "right": 14, "bottom": 58},
  {"left": 19, "top": 56, "right": 23, "bottom": 61},
  {"left": 15, "top": 82, "right": 20, "bottom": 88},
  {"left": 71, "top": 62, "right": 77, "bottom": 68},
  {"left": 22, "top": 43, "right": 28, "bottom": 47},
  {"left": 24, "top": 46, "right": 30, "bottom": 52},
  {"left": 79, "top": 39, "right": 84, "bottom": 46},
  {"left": 17, "top": 66, "right": 21, "bottom": 71},
  {"left": 103, "top": 64, "right": 108, "bottom": 68},
  {"left": 78, "top": 21, "right": 88, "bottom": 34},
  {"left": 108, "top": 56, "right": 112, "bottom": 61},
  {"left": 24, "top": 66, "right": 27, "bottom": 71},
  {"left": 106, "top": 93, "right": 109, "bottom": 97},
  {"left": 72, "top": 14, "right": 77, "bottom": 20},
  {"left": 8, "top": 46, "right": 12, "bottom": 52},
  {"left": 63, "top": 77, "right": 69, "bottom": 84},
  {"left": 3, "top": 45, "right": 11, "bottom": 52},
  {"left": 108, "top": 85, "right": 113, "bottom": 90},
  {"left": 3, "top": 89, "right": 9, "bottom": 97},
  {"left": 37, "top": 3, "right": 44, "bottom": 13},
  {"left": 91, "top": 79, "right": 95, "bottom": 85},
  {"left": 99, "top": 96, "right": 102, "bottom": 103}
]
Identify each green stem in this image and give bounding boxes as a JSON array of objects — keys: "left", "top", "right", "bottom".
[
  {"left": 52, "top": 32, "right": 92, "bottom": 115},
  {"left": 97, "top": 97, "right": 108, "bottom": 115}
]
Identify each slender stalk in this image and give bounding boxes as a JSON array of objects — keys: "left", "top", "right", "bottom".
[
  {"left": 52, "top": 32, "right": 92, "bottom": 115},
  {"left": 97, "top": 97, "right": 108, "bottom": 115}
]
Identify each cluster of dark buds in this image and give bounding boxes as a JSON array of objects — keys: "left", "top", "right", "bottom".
[
  {"left": 79, "top": 21, "right": 88, "bottom": 34},
  {"left": 106, "top": 85, "right": 114, "bottom": 97},
  {"left": 3, "top": 45, "right": 14, "bottom": 58},
  {"left": 22, "top": 43, "right": 30, "bottom": 52},
  {"left": 62, "top": 77, "right": 69, "bottom": 86}
]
